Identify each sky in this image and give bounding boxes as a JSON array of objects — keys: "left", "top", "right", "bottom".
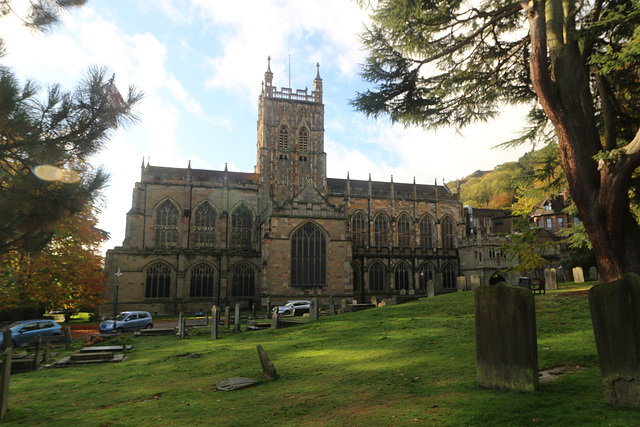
[{"left": 2, "top": 0, "right": 532, "bottom": 254}]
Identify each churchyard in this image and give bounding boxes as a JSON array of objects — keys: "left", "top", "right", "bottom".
[{"left": 3, "top": 282, "right": 640, "bottom": 425}]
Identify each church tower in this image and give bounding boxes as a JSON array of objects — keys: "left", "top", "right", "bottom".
[{"left": 255, "top": 57, "right": 326, "bottom": 206}]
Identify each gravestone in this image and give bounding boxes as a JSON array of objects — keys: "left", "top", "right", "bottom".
[
  {"left": 267, "top": 297, "right": 272, "bottom": 317},
  {"left": 589, "top": 266, "right": 599, "bottom": 282},
  {"left": 557, "top": 267, "right": 566, "bottom": 283},
  {"left": 309, "top": 298, "right": 319, "bottom": 321},
  {"left": 371, "top": 296, "right": 378, "bottom": 307},
  {"left": 256, "top": 345, "right": 279, "bottom": 380},
  {"left": 204, "top": 308, "right": 209, "bottom": 326},
  {"left": 215, "top": 377, "right": 257, "bottom": 391},
  {"left": 399, "top": 289, "right": 406, "bottom": 296},
  {"left": 224, "top": 306, "right": 230, "bottom": 329},
  {"left": 470, "top": 275, "right": 481, "bottom": 290},
  {"left": 211, "top": 305, "right": 219, "bottom": 340},
  {"left": 234, "top": 303, "right": 241, "bottom": 333},
  {"left": 408, "top": 289, "right": 415, "bottom": 296},
  {"left": 546, "top": 268, "right": 558, "bottom": 290},
  {"left": 341, "top": 299, "right": 347, "bottom": 309},
  {"left": 456, "top": 276, "right": 467, "bottom": 292},
  {"left": 475, "top": 282, "right": 538, "bottom": 392},
  {"left": 251, "top": 302, "right": 256, "bottom": 318},
  {"left": 329, "top": 296, "right": 336, "bottom": 316},
  {"left": 64, "top": 326, "right": 72, "bottom": 351},
  {"left": 270, "top": 312, "right": 279, "bottom": 330},
  {"left": 589, "top": 274, "right": 640, "bottom": 406},
  {"left": 178, "top": 310, "right": 183, "bottom": 337},
  {"left": 573, "top": 266, "right": 585, "bottom": 283},
  {"left": 427, "top": 280, "right": 435, "bottom": 297},
  {"left": 1, "top": 347, "right": 11, "bottom": 420}
]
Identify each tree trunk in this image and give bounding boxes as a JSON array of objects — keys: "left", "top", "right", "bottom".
[{"left": 525, "top": 0, "right": 640, "bottom": 282}]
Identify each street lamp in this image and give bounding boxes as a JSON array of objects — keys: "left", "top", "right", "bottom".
[{"left": 113, "top": 268, "right": 123, "bottom": 320}]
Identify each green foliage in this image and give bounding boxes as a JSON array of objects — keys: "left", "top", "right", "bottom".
[{"left": 5, "top": 285, "right": 640, "bottom": 425}]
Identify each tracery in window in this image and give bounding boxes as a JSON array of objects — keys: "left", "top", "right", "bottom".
[
  {"left": 419, "top": 263, "right": 435, "bottom": 291},
  {"left": 278, "top": 127, "right": 288, "bottom": 150},
  {"left": 194, "top": 203, "right": 215, "bottom": 247},
  {"left": 231, "top": 205, "right": 252, "bottom": 249},
  {"left": 374, "top": 213, "right": 389, "bottom": 248},
  {"left": 351, "top": 212, "right": 367, "bottom": 247},
  {"left": 145, "top": 262, "right": 171, "bottom": 298},
  {"left": 298, "top": 128, "right": 308, "bottom": 152},
  {"left": 189, "top": 263, "right": 216, "bottom": 298},
  {"left": 155, "top": 201, "right": 178, "bottom": 247},
  {"left": 231, "top": 263, "right": 255, "bottom": 297},
  {"left": 369, "top": 262, "right": 386, "bottom": 292},
  {"left": 441, "top": 216, "right": 456, "bottom": 250},
  {"left": 395, "top": 262, "right": 411, "bottom": 291},
  {"left": 397, "top": 214, "right": 411, "bottom": 249},
  {"left": 419, "top": 215, "right": 434, "bottom": 249},
  {"left": 291, "top": 223, "right": 327, "bottom": 286},
  {"left": 443, "top": 263, "right": 457, "bottom": 289}
]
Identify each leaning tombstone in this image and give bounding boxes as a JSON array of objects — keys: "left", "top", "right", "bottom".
[
  {"left": 546, "top": 268, "right": 558, "bottom": 290},
  {"left": 309, "top": 298, "right": 319, "bottom": 321},
  {"left": 470, "top": 275, "right": 481, "bottom": 290},
  {"left": 589, "top": 266, "right": 599, "bottom": 281},
  {"left": 427, "top": 280, "right": 435, "bottom": 297},
  {"left": 573, "top": 266, "right": 585, "bottom": 283},
  {"left": 589, "top": 274, "right": 640, "bottom": 406},
  {"left": 475, "top": 282, "right": 538, "bottom": 392},
  {"left": 256, "top": 345, "right": 279, "bottom": 380},
  {"left": 224, "top": 306, "right": 230, "bottom": 329},
  {"left": 234, "top": 303, "right": 241, "bottom": 333},
  {"left": 211, "top": 305, "right": 219, "bottom": 340}
]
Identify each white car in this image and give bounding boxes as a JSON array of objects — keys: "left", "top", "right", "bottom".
[{"left": 273, "top": 300, "right": 310, "bottom": 316}]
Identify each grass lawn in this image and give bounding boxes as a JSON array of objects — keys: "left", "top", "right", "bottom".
[{"left": 3, "top": 282, "right": 639, "bottom": 426}]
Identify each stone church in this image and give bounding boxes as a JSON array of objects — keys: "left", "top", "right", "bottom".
[{"left": 102, "top": 59, "right": 463, "bottom": 316}]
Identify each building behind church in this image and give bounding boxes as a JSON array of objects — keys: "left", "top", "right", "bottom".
[{"left": 102, "top": 59, "right": 464, "bottom": 316}]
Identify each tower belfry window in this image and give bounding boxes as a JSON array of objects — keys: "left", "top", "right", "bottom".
[
  {"left": 278, "top": 127, "right": 288, "bottom": 150},
  {"left": 298, "top": 128, "right": 308, "bottom": 152}
]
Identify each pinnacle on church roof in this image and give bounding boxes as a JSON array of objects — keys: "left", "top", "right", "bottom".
[
  {"left": 267, "top": 56, "right": 272, "bottom": 72},
  {"left": 315, "top": 62, "right": 321, "bottom": 79}
]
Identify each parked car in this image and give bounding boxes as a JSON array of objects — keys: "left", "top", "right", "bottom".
[
  {"left": 273, "top": 300, "right": 311, "bottom": 316},
  {"left": 99, "top": 311, "right": 153, "bottom": 333},
  {"left": 0, "top": 319, "right": 63, "bottom": 348}
]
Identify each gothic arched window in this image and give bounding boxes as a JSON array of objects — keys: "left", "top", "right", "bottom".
[
  {"left": 189, "top": 263, "right": 216, "bottom": 298},
  {"left": 145, "top": 262, "right": 171, "bottom": 298},
  {"left": 278, "top": 127, "right": 288, "bottom": 150},
  {"left": 155, "top": 201, "right": 178, "bottom": 247},
  {"left": 397, "top": 214, "right": 412, "bottom": 249},
  {"left": 443, "top": 263, "right": 457, "bottom": 290},
  {"left": 420, "top": 215, "right": 434, "bottom": 249},
  {"left": 194, "top": 203, "right": 215, "bottom": 247},
  {"left": 351, "top": 212, "right": 367, "bottom": 247},
  {"left": 231, "top": 205, "right": 252, "bottom": 249},
  {"left": 369, "top": 262, "right": 386, "bottom": 292},
  {"left": 442, "top": 216, "right": 456, "bottom": 250},
  {"left": 374, "top": 213, "right": 389, "bottom": 248},
  {"left": 419, "top": 262, "right": 435, "bottom": 291},
  {"left": 395, "top": 262, "right": 411, "bottom": 291},
  {"left": 298, "top": 128, "right": 308, "bottom": 152},
  {"left": 231, "top": 263, "right": 255, "bottom": 297},
  {"left": 291, "top": 223, "right": 327, "bottom": 286}
]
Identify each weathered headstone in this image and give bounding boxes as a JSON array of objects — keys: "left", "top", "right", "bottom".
[
  {"left": 251, "top": 302, "right": 256, "bottom": 318},
  {"left": 309, "top": 298, "right": 319, "bottom": 321},
  {"left": 33, "top": 335, "right": 43, "bottom": 370},
  {"left": 573, "top": 266, "right": 585, "bottom": 283},
  {"left": 456, "top": 276, "right": 467, "bottom": 292},
  {"left": 267, "top": 297, "right": 272, "bottom": 317},
  {"left": 64, "top": 326, "right": 72, "bottom": 351},
  {"left": 371, "top": 296, "right": 378, "bottom": 307},
  {"left": 211, "top": 305, "right": 219, "bottom": 340},
  {"left": 328, "top": 296, "right": 336, "bottom": 316},
  {"left": 215, "top": 377, "right": 257, "bottom": 391},
  {"left": 234, "top": 303, "right": 241, "bottom": 333},
  {"left": 0, "top": 347, "right": 11, "bottom": 420},
  {"left": 546, "top": 268, "right": 558, "bottom": 290},
  {"left": 557, "top": 267, "right": 566, "bottom": 283},
  {"left": 427, "top": 280, "right": 435, "bottom": 297},
  {"left": 340, "top": 299, "right": 347, "bottom": 309},
  {"left": 256, "top": 345, "right": 279, "bottom": 380},
  {"left": 224, "top": 306, "right": 230, "bottom": 329},
  {"left": 475, "top": 282, "right": 538, "bottom": 392},
  {"left": 178, "top": 310, "right": 183, "bottom": 337},
  {"left": 270, "top": 312, "right": 279, "bottom": 330},
  {"left": 589, "top": 266, "right": 599, "bottom": 282},
  {"left": 470, "top": 275, "right": 481, "bottom": 290},
  {"left": 589, "top": 274, "right": 640, "bottom": 406},
  {"left": 399, "top": 289, "right": 407, "bottom": 296},
  {"left": 408, "top": 289, "right": 415, "bottom": 296},
  {"left": 204, "top": 308, "right": 209, "bottom": 326},
  {"left": 179, "top": 316, "right": 186, "bottom": 338}
]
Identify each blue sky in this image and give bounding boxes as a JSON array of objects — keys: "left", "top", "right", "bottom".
[{"left": 3, "top": 0, "right": 531, "bottom": 253}]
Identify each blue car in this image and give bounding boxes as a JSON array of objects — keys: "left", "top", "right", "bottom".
[
  {"left": 0, "top": 319, "right": 63, "bottom": 348},
  {"left": 99, "top": 311, "right": 153, "bottom": 333}
]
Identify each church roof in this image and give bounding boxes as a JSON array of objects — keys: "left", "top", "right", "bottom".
[
  {"left": 326, "top": 177, "right": 456, "bottom": 200},
  {"left": 141, "top": 165, "right": 257, "bottom": 185}
]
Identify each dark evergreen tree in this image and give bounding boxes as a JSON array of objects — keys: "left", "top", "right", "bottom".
[{"left": 353, "top": 0, "right": 640, "bottom": 282}]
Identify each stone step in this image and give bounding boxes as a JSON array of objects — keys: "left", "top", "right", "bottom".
[
  {"left": 80, "top": 345, "right": 132, "bottom": 352},
  {"left": 135, "top": 327, "right": 175, "bottom": 336},
  {"left": 70, "top": 351, "right": 114, "bottom": 361}
]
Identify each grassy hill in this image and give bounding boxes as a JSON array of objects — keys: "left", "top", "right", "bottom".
[{"left": 4, "top": 283, "right": 639, "bottom": 426}]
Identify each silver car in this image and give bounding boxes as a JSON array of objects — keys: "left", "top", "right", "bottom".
[
  {"left": 273, "top": 300, "right": 310, "bottom": 316},
  {"left": 99, "top": 311, "right": 153, "bottom": 333}
]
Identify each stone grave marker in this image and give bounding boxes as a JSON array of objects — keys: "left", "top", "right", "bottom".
[
  {"left": 309, "top": 298, "right": 319, "bottom": 321},
  {"left": 215, "top": 377, "right": 257, "bottom": 391},
  {"left": 329, "top": 296, "right": 336, "bottom": 316},
  {"left": 224, "top": 306, "right": 230, "bottom": 329},
  {"left": 270, "top": 312, "right": 279, "bottom": 330},
  {"left": 267, "top": 297, "right": 272, "bottom": 317},
  {"left": 557, "top": 267, "right": 566, "bottom": 283},
  {"left": 211, "top": 305, "right": 219, "bottom": 340},
  {"left": 475, "top": 282, "right": 538, "bottom": 392},
  {"left": 1, "top": 347, "right": 11, "bottom": 420},
  {"left": 234, "top": 303, "right": 241, "bottom": 333},
  {"left": 573, "top": 266, "right": 585, "bottom": 283},
  {"left": 470, "top": 274, "right": 481, "bottom": 290},
  {"left": 589, "top": 266, "right": 599, "bottom": 281},
  {"left": 257, "top": 345, "right": 279, "bottom": 380},
  {"left": 204, "top": 308, "right": 209, "bottom": 326},
  {"left": 427, "top": 280, "right": 435, "bottom": 297},
  {"left": 589, "top": 274, "right": 640, "bottom": 406},
  {"left": 408, "top": 289, "right": 415, "bottom": 296},
  {"left": 251, "top": 302, "right": 257, "bottom": 318},
  {"left": 546, "top": 268, "right": 558, "bottom": 290},
  {"left": 457, "top": 276, "right": 467, "bottom": 292},
  {"left": 399, "top": 289, "right": 407, "bottom": 296}
]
